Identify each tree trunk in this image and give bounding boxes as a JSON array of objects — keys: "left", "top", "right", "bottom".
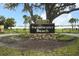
[
  {"left": 25, "top": 24, "right": 27, "bottom": 29},
  {"left": 46, "top": 14, "right": 53, "bottom": 24},
  {"left": 29, "top": 6, "right": 34, "bottom": 24},
  {"left": 75, "top": 22, "right": 77, "bottom": 30},
  {"left": 45, "top": 4, "right": 56, "bottom": 24},
  {"left": 71, "top": 23, "right": 74, "bottom": 31}
]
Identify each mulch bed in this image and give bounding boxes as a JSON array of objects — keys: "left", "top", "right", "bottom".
[
  {"left": 16, "top": 40, "right": 74, "bottom": 51},
  {"left": 0, "top": 38, "right": 75, "bottom": 51}
]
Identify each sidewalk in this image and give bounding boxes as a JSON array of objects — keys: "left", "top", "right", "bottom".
[
  {"left": 0, "top": 33, "right": 20, "bottom": 37},
  {"left": 60, "top": 33, "right": 79, "bottom": 37}
]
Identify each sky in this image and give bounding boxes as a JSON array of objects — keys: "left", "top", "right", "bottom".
[{"left": 0, "top": 3, "right": 79, "bottom": 27}]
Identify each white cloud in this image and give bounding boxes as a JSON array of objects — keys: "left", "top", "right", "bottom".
[
  {"left": 67, "top": 14, "right": 72, "bottom": 19},
  {"left": 64, "top": 7, "right": 69, "bottom": 11},
  {"left": 76, "top": 3, "right": 79, "bottom": 8},
  {"left": 41, "top": 11, "right": 46, "bottom": 19},
  {"left": 40, "top": 11, "right": 72, "bottom": 25},
  {"left": 53, "top": 14, "right": 72, "bottom": 25},
  {"left": 40, "top": 4, "right": 73, "bottom": 24}
]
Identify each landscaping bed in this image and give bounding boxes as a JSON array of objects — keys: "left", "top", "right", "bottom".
[
  {"left": 0, "top": 33, "right": 77, "bottom": 50},
  {"left": 0, "top": 33, "right": 78, "bottom": 56}
]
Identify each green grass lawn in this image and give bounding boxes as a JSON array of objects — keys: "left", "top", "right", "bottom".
[
  {"left": 0, "top": 47, "right": 22, "bottom": 56},
  {"left": 4, "top": 29, "right": 29, "bottom": 34},
  {"left": 5, "top": 29, "right": 79, "bottom": 34},
  {"left": 55, "top": 34, "right": 76, "bottom": 41},
  {"left": 55, "top": 29, "right": 79, "bottom": 33},
  {"left": 0, "top": 28, "right": 79, "bottom": 34}
]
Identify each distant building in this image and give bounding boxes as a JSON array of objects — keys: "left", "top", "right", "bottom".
[
  {"left": 0, "top": 25, "right": 4, "bottom": 32},
  {"left": 0, "top": 20, "right": 4, "bottom": 32}
]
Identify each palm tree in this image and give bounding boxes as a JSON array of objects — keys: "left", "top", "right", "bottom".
[
  {"left": 23, "top": 15, "right": 31, "bottom": 29},
  {"left": 75, "top": 18, "right": 79, "bottom": 30},
  {"left": 69, "top": 18, "right": 76, "bottom": 31},
  {"left": 69, "top": 18, "right": 79, "bottom": 30}
]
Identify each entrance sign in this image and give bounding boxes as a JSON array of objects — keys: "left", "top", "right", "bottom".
[{"left": 30, "top": 24, "right": 55, "bottom": 33}]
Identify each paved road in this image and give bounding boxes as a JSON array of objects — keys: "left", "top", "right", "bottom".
[
  {"left": 0, "top": 33, "right": 20, "bottom": 37},
  {"left": 60, "top": 33, "right": 79, "bottom": 37}
]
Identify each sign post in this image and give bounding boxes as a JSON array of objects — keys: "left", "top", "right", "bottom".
[{"left": 30, "top": 24, "right": 55, "bottom": 33}]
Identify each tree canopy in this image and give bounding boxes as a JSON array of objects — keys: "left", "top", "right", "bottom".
[
  {"left": 4, "top": 18, "right": 16, "bottom": 29},
  {"left": 0, "top": 16, "right": 5, "bottom": 25},
  {"left": 69, "top": 18, "right": 76, "bottom": 24},
  {"left": 3, "top": 3, "right": 79, "bottom": 23}
]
